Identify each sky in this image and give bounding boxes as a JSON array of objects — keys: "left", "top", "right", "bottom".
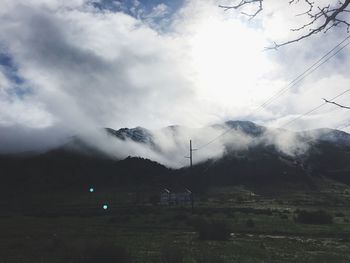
[{"left": 0, "top": 0, "right": 350, "bottom": 156}]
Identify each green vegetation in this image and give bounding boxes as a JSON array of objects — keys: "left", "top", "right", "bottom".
[
  {"left": 1, "top": 185, "right": 350, "bottom": 262},
  {"left": 245, "top": 219, "right": 255, "bottom": 228},
  {"left": 294, "top": 210, "right": 333, "bottom": 225},
  {"left": 78, "top": 241, "right": 132, "bottom": 263},
  {"left": 160, "top": 245, "right": 186, "bottom": 263},
  {"left": 191, "top": 217, "right": 232, "bottom": 241}
]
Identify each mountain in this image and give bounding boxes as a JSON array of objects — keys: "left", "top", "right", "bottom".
[
  {"left": 217, "top": 120, "right": 267, "bottom": 137},
  {"left": 105, "top": 127, "right": 154, "bottom": 145},
  {"left": 105, "top": 121, "right": 350, "bottom": 149},
  {"left": 297, "top": 128, "right": 350, "bottom": 146},
  {"left": 1, "top": 120, "right": 350, "bottom": 193}
]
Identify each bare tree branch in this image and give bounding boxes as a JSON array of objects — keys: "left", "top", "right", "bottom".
[
  {"left": 219, "top": 0, "right": 263, "bottom": 19},
  {"left": 220, "top": 0, "right": 350, "bottom": 49},
  {"left": 323, "top": 98, "right": 350, "bottom": 109}
]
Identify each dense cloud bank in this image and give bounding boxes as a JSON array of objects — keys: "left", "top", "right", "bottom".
[{"left": 0, "top": 0, "right": 349, "bottom": 158}]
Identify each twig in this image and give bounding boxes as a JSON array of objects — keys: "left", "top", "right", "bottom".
[
  {"left": 219, "top": 0, "right": 350, "bottom": 49},
  {"left": 323, "top": 98, "right": 350, "bottom": 109}
]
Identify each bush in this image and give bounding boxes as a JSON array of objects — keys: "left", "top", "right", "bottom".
[
  {"left": 335, "top": 212, "right": 345, "bottom": 217},
  {"left": 108, "top": 215, "right": 130, "bottom": 224},
  {"left": 160, "top": 245, "right": 186, "bottom": 263},
  {"left": 246, "top": 219, "right": 255, "bottom": 228},
  {"left": 78, "top": 241, "right": 132, "bottom": 263},
  {"left": 294, "top": 210, "right": 333, "bottom": 224},
  {"left": 236, "top": 196, "right": 245, "bottom": 203},
  {"left": 280, "top": 214, "right": 288, "bottom": 220},
  {"left": 196, "top": 252, "right": 225, "bottom": 263},
  {"left": 149, "top": 194, "right": 159, "bottom": 206},
  {"left": 191, "top": 217, "right": 232, "bottom": 241},
  {"left": 172, "top": 213, "right": 189, "bottom": 222}
]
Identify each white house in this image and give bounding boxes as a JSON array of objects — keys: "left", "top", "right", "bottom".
[{"left": 160, "top": 188, "right": 192, "bottom": 206}]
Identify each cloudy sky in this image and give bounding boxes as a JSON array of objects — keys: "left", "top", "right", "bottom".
[{"left": 0, "top": 0, "right": 350, "bottom": 154}]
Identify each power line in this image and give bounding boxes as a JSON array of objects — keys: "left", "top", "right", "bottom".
[
  {"left": 196, "top": 127, "right": 233, "bottom": 150},
  {"left": 338, "top": 122, "right": 350, "bottom": 129},
  {"left": 197, "top": 89, "right": 350, "bottom": 155},
  {"left": 255, "top": 35, "right": 350, "bottom": 112},
  {"left": 195, "top": 37, "right": 350, "bottom": 151},
  {"left": 281, "top": 88, "right": 350, "bottom": 128}
]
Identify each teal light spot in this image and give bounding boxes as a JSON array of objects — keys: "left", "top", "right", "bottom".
[
  {"left": 89, "top": 187, "right": 94, "bottom": 193},
  {"left": 103, "top": 204, "right": 108, "bottom": 210}
]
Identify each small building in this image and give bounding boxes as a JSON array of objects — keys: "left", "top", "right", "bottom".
[
  {"left": 160, "top": 188, "right": 192, "bottom": 206},
  {"left": 160, "top": 188, "right": 171, "bottom": 205}
]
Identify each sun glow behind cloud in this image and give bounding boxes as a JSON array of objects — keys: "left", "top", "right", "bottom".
[
  {"left": 188, "top": 15, "right": 274, "bottom": 109},
  {"left": 0, "top": 0, "right": 350, "bottom": 156}
]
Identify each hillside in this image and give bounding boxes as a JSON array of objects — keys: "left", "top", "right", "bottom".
[{"left": 1, "top": 121, "right": 350, "bottom": 193}]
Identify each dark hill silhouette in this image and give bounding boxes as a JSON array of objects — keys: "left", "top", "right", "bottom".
[{"left": 1, "top": 121, "right": 350, "bottom": 194}]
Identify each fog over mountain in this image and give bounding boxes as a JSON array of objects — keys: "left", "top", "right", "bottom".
[
  {"left": 1, "top": 0, "right": 350, "bottom": 155},
  {"left": 5, "top": 120, "right": 347, "bottom": 169}
]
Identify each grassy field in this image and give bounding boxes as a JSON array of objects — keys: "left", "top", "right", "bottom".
[{"left": 1, "top": 185, "right": 350, "bottom": 262}]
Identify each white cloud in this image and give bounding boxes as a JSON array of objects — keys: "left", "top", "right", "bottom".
[{"left": 0, "top": 0, "right": 349, "bottom": 162}]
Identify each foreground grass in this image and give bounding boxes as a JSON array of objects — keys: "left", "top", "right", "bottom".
[
  {"left": 1, "top": 187, "right": 350, "bottom": 262},
  {"left": 1, "top": 212, "right": 350, "bottom": 262}
]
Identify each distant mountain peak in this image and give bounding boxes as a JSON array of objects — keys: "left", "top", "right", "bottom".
[
  {"left": 222, "top": 120, "right": 267, "bottom": 137},
  {"left": 105, "top": 126, "right": 154, "bottom": 145}
]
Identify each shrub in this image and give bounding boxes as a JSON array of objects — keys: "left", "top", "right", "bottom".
[
  {"left": 236, "top": 196, "right": 245, "bottom": 203},
  {"left": 340, "top": 237, "right": 350, "bottom": 242},
  {"left": 196, "top": 252, "right": 225, "bottom": 263},
  {"left": 335, "top": 212, "right": 345, "bottom": 217},
  {"left": 246, "top": 219, "right": 255, "bottom": 228},
  {"left": 160, "top": 245, "right": 185, "bottom": 263},
  {"left": 225, "top": 211, "right": 235, "bottom": 218},
  {"left": 191, "top": 217, "right": 232, "bottom": 241},
  {"left": 78, "top": 241, "right": 132, "bottom": 263},
  {"left": 280, "top": 214, "right": 288, "bottom": 220},
  {"left": 149, "top": 194, "right": 159, "bottom": 206},
  {"left": 108, "top": 215, "right": 130, "bottom": 224},
  {"left": 172, "top": 213, "right": 188, "bottom": 221},
  {"left": 294, "top": 210, "right": 333, "bottom": 224}
]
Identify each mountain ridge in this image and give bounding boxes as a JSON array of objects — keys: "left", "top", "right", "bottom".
[
  {"left": 1, "top": 120, "right": 349, "bottom": 193},
  {"left": 103, "top": 120, "right": 350, "bottom": 149}
]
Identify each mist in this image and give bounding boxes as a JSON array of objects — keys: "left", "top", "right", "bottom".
[
  {"left": 1, "top": 0, "right": 350, "bottom": 161},
  {"left": 66, "top": 121, "right": 314, "bottom": 168}
]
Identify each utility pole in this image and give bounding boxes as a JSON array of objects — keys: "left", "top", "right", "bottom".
[
  {"left": 190, "top": 140, "right": 193, "bottom": 168},
  {"left": 185, "top": 139, "right": 196, "bottom": 213},
  {"left": 185, "top": 140, "right": 196, "bottom": 168}
]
